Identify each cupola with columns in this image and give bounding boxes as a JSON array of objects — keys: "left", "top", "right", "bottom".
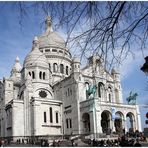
[
  {"left": 36, "top": 16, "right": 72, "bottom": 84},
  {"left": 22, "top": 36, "right": 52, "bottom": 84}
]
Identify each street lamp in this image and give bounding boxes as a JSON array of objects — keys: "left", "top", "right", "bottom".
[{"left": 141, "top": 56, "right": 148, "bottom": 75}]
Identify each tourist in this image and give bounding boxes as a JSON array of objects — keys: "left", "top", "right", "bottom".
[{"left": 134, "top": 139, "right": 142, "bottom": 147}]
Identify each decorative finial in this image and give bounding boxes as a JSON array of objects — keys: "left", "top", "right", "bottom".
[
  {"left": 45, "top": 16, "right": 52, "bottom": 32},
  {"left": 32, "top": 36, "right": 39, "bottom": 50},
  {"left": 15, "top": 56, "right": 20, "bottom": 62}
]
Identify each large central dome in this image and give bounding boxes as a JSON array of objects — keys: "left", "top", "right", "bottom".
[{"left": 38, "top": 16, "right": 67, "bottom": 50}]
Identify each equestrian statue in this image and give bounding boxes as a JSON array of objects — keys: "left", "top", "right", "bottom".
[
  {"left": 86, "top": 85, "right": 97, "bottom": 99},
  {"left": 126, "top": 91, "right": 138, "bottom": 105}
]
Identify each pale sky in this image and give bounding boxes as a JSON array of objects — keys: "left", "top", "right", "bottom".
[{"left": 0, "top": 2, "right": 147, "bottom": 130}]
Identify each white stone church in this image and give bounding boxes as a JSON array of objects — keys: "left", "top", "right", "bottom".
[{"left": 0, "top": 17, "right": 142, "bottom": 140}]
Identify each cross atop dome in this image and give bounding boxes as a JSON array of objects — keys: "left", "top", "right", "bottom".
[{"left": 45, "top": 16, "right": 53, "bottom": 32}]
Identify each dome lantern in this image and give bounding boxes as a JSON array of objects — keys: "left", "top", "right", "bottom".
[
  {"left": 32, "top": 36, "right": 39, "bottom": 51},
  {"left": 45, "top": 16, "right": 53, "bottom": 33}
]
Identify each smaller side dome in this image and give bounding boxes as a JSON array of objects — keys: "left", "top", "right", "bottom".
[
  {"left": 10, "top": 56, "right": 22, "bottom": 84},
  {"left": 11, "top": 56, "right": 22, "bottom": 73},
  {"left": 23, "top": 36, "right": 49, "bottom": 68}
]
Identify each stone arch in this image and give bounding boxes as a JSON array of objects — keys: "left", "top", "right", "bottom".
[
  {"left": 85, "top": 82, "right": 90, "bottom": 99},
  {"left": 43, "top": 72, "right": 46, "bottom": 80},
  {"left": 108, "top": 86, "right": 112, "bottom": 102},
  {"left": 53, "top": 63, "right": 58, "bottom": 72},
  {"left": 101, "top": 110, "right": 112, "bottom": 133},
  {"left": 115, "top": 88, "right": 119, "bottom": 102},
  {"left": 66, "top": 66, "right": 69, "bottom": 75},
  {"left": 60, "top": 64, "right": 64, "bottom": 74},
  {"left": 49, "top": 63, "right": 51, "bottom": 70},
  {"left": 82, "top": 113, "right": 90, "bottom": 133},
  {"left": 126, "top": 112, "right": 135, "bottom": 132},
  {"left": 29, "top": 71, "right": 31, "bottom": 77},
  {"left": 114, "top": 111, "right": 124, "bottom": 133},
  {"left": 39, "top": 71, "right": 42, "bottom": 79},
  {"left": 98, "top": 82, "right": 105, "bottom": 99},
  {"left": 32, "top": 71, "right": 35, "bottom": 79}
]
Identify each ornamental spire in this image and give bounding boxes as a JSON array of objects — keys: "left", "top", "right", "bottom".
[
  {"left": 15, "top": 56, "right": 20, "bottom": 62},
  {"left": 45, "top": 16, "right": 53, "bottom": 32},
  {"left": 32, "top": 36, "right": 39, "bottom": 51}
]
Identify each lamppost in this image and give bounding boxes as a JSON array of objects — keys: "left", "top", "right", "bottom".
[
  {"left": 140, "top": 56, "right": 148, "bottom": 132},
  {"left": 141, "top": 56, "right": 148, "bottom": 75}
]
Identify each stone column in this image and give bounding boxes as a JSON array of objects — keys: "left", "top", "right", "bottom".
[
  {"left": 111, "top": 120, "right": 116, "bottom": 132},
  {"left": 123, "top": 119, "right": 128, "bottom": 133},
  {"left": 136, "top": 105, "right": 142, "bottom": 132},
  {"left": 35, "top": 67, "right": 38, "bottom": 81},
  {"left": 92, "top": 104, "right": 97, "bottom": 139},
  {"left": 96, "top": 111, "right": 102, "bottom": 135}
]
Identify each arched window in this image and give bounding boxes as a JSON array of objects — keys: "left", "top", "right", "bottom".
[
  {"left": 108, "top": 87, "right": 112, "bottom": 102},
  {"left": 29, "top": 72, "right": 31, "bottom": 76},
  {"left": 50, "top": 107, "right": 53, "bottom": 123},
  {"left": 53, "top": 63, "right": 58, "bottom": 72},
  {"left": 60, "top": 64, "right": 64, "bottom": 74},
  {"left": 32, "top": 71, "right": 35, "bottom": 79},
  {"left": 44, "top": 112, "right": 47, "bottom": 123},
  {"left": 115, "top": 89, "right": 119, "bottom": 102},
  {"left": 66, "top": 119, "right": 69, "bottom": 128},
  {"left": 109, "top": 94, "right": 111, "bottom": 102},
  {"left": 85, "top": 82, "right": 89, "bottom": 99},
  {"left": 43, "top": 72, "right": 46, "bottom": 80},
  {"left": 56, "top": 112, "right": 58, "bottom": 123},
  {"left": 66, "top": 66, "right": 68, "bottom": 75},
  {"left": 39, "top": 71, "right": 42, "bottom": 79},
  {"left": 85, "top": 82, "right": 89, "bottom": 91},
  {"left": 98, "top": 82, "right": 104, "bottom": 98},
  {"left": 49, "top": 63, "right": 51, "bottom": 70},
  {"left": 69, "top": 119, "right": 72, "bottom": 128}
]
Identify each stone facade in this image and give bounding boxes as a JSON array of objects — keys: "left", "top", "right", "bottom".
[{"left": 0, "top": 17, "right": 142, "bottom": 140}]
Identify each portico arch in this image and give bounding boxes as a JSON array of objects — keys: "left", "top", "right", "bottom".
[
  {"left": 126, "top": 112, "right": 135, "bottom": 132},
  {"left": 114, "top": 111, "right": 124, "bottom": 133},
  {"left": 101, "top": 110, "right": 111, "bottom": 133},
  {"left": 98, "top": 82, "right": 105, "bottom": 100},
  {"left": 82, "top": 113, "right": 90, "bottom": 133}
]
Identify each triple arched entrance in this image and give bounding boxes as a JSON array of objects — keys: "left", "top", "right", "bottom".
[
  {"left": 81, "top": 111, "right": 136, "bottom": 135},
  {"left": 101, "top": 110, "right": 135, "bottom": 134}
]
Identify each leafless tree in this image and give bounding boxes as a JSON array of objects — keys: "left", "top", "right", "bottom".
[{"left": 2, "top": 1, "right": 148, "bottom": 70}]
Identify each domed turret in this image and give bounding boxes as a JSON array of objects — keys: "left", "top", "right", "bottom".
[
  {"left": 71, "top": 57, "right": 80, "bottom": 73},
  {"left": 11, "top": 56, "right": 22, "bottom": 73},
  {"left": 10, "top": 56, "right": 22, "bottom": 84},
  {"left": 23, "top": 36, "right": 52, "bottom": 84},
  {"left": 23, "top": 36, "right": 49, "bottom": 68},
  {"left": 111, "top": 67, "right": 120, "bottom": 82}
]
